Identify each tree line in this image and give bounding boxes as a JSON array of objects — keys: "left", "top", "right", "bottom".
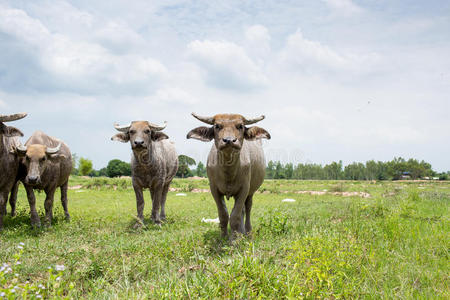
[
  {"left": 72, "top": 154, "right": 449, "bottom": 180},
  {"left": 265, "top": 158, "right": 449, "bottom": 180}
]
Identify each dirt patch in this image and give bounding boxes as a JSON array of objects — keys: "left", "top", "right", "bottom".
[
  {"left": 168, "top": 187, "right": 371, "bottom": 197},
  {"left": 69, "top": 185, "right": 83, "bottom": 190}
]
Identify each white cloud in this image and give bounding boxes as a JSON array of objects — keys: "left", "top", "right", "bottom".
[
  {"left": 244, "top": 24, "right": 271, "bottom": 62},
  {"left": 280, "top": 29, "right": 379, "bottom": 75},
  {"left": 0, "top": 5, "right": 167, "bottom": 94},
  {"left": 323, "top": 0, "right": 363, "bottom": 16},
  {"left": 187, "top": 39, "right": 268, "bottom": 91},
  {"left": 149, "top": 87, "right": 198, "bottom": 105}
]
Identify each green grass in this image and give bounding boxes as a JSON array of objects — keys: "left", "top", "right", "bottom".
[{"left": 1, "top": 178, "right": 449, "bottom": 299}]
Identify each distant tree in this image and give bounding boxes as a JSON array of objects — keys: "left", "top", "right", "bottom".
[
  {"left": 106, "top": 159, "right": 131, "bottom": 177},
  {"left": 285, "top": 163, "right": 294, "bottom": 179},
  {"left": 274, "top": 162, "right": 285, "bottom": 179},
  {"left": 78, "top": 157, "right": 93, "bottom": 176},
  {"left": 71, "top": 153, "right": 79, "bottom": 175},
  {"left": 177, "top": 155, "right": 196, "bottom": 178},
  {"left": 266, "top": 161, "right": 275, "bottom": 179},
  {"left": 195, "top": 161, "right": 207, "bottom": 177}
]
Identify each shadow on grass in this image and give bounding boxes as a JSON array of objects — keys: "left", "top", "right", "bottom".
[
  {"left": 2, "top": 209, "right": 70, "bottom": 237},
  {"left": 202, "top": 229, "right": 230, "bottom": 256}
]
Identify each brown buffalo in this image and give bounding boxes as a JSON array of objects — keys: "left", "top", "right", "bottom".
[
  {"left": 111, "top": 120, "right": 178, "bottom": 227},
  {"left": 16, "top": 131, "right": 72, "bottom": 226},
  {"left": 187, "top": 113, "right": 270, "bottom": 238}
]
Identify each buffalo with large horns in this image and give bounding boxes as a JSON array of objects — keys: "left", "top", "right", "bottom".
[
  {"left": 187, "top": 113, "right": 270, "bottom": 238},
  {"left": 0, "top": 113, "right": 27, "bottom": 229},
  {"left": 111, "top": 120, "right": 178, "bottom": 227},
  {"left": 15, "top": 131, "right": 72, "bottom": 227}
]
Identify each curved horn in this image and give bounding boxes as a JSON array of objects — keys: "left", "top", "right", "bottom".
[
  {"left": 16, "top": 143, "right": 27, "bottom": 154},
  {"left": 148, "top": 121, "right": 167, "bottom": 131},
  {"left": 46, "top": 143, "right": 61, "bottom": 154},
  {"left": 0, "top": 113, "right": 27, "bottom": 123},
  {"left": 244, "top": 115, "right": 265, "bottom": 125},
  {"left": 191, "top": 113, "right": 214, "bottom": 125},
  {"left": 114, "top": 123, "right": 131, "bottom": 132}
]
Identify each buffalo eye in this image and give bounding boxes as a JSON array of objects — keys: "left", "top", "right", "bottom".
[
  {"left": 41, "top": 157, "right": 46, "bottom": 162},
  {"left": 144, "top": 129, "right": 151, "bottom": 134},
  {"left": 214, "top": 124, "right": 221, "bottom": 130},
  {"left": 236, "top": 124, "right": 244, "bottom": 130},
  {"left": 129, "top": 130, "right": 136, "bottom": 135}
]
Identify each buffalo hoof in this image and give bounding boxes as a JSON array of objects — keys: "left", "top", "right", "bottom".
[
  {"left": 133, "top": 221, "right": 144, "bottom": 229},
  {"left": 10, "top": 211, "right": 16, "bottom": 217},
  {"left": 65, "top": 215, "right": 71, "bottom": 222}
]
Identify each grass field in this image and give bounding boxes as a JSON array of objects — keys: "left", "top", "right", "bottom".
[{"left": 1, "top": 177, "right": 449, "bottom": 299}]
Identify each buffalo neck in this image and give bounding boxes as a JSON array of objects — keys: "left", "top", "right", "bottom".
[
  {"left": 217, "top": 149, "right": 241, "bottom": 180},
  {"left": 132, "top": 142, "right": 157, "bottom": 168}
]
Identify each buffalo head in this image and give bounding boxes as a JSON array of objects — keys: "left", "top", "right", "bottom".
[
  {"left": 187, "top": 113, "right": 270, "bottom": 152},
  {"left": 111, "top": 121, "right": 169, "bottom": 151},
  {"left": 16, "top": 143, "right": 65, "bottom": 186},
  {"left": 0, "top": 113, "right": 27, "bottom": 138}
]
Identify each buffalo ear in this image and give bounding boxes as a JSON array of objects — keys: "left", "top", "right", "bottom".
[
  {"left": 152, "top": 132, "right": 169, "bottom": 141},
  {"left": 244, "top": 126, "right": 271, "bottom": 140},
  {"left": 4, "top": 126, "right": 24, "bottom": 137},
  {"left": 111, "top": 133, "right": 129, "bottom": 143},
  {"left": 187, "top": 126, "right": 214, "bottom": 142}
]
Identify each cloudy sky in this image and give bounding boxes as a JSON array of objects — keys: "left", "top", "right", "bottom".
[{"left": 0, "top": 0, "right": 449, "bottom": 171}]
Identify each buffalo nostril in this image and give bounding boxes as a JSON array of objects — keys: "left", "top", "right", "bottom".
[
  {"left": 28, "top": 176, "right": 38, "bottom": 183},
  {"left": 222, "top": 138, "right": 231, "bottom": 144},
  {"left": 134, "top": 141, "right": 144, "bottom": 145},
  {"left": 232, "top": 138, "right": 237, "bottom": 143}
]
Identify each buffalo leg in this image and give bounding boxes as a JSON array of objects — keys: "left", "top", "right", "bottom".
[
  {"left": 44, "top": 188, "right": 56, "bottom": 225},
  {"left": 150, "top": 187, "right": 162, "bottom": 224},
  {"left": 0, "top": 191, "right": 6, "bottom": 216},
  {"left": 211, "top": 187, "right": 229, "bottom": 237},
  {"left": 230, "top": 189, "right": 249, "bottom": 238},
  {"left": 244, "top": 194, "right": 253, "bottom": 234},
  {"left": 133, "top": 183, "right": 145, "bottom": 228},
  {"left": 0, "top": 191, "right": 7, "bottom": 229},
  {"left": 25, "top": 185, "right": 40, "bottom": 227},
  {"left": 60, "top": 181, "right": 70, "bottom": 221},
  {"left": 9, "top": 181, "right": 19, "bottom": 217},
  {"left": 160, "top": 184, "right": 170, "bottom": 221}
]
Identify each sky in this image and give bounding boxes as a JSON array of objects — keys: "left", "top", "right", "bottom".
[{"left": 0, "top": 0, "right": 449, "bottom": 171}]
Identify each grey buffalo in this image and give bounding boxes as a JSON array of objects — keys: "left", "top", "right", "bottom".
[
  {"left": 187, "top": 113, "right": 270, "bottom": 238},
  {"left": 111, "top": 120, "right": 178, "bottom": 227},
  {"left": 0, "top": 113, "right": 27, "bottom": 229},
  {"left": 16, "top": 131, "right": 72, "bottom": 227}
]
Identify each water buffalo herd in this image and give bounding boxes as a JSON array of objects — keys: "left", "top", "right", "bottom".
[{"left": 0, "top": 112, "right": 270, "bottom": 239}]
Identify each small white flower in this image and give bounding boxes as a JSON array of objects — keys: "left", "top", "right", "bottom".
[
  {"left": 0, "top": 292, "right": 5, "bottom": 297},
  {"left": 38, "top": 283, "right": 45, "bottom": 289},
  {"left": 36, "top": 295, "right": 42, "bottom": 299},
  {"left": 10, "top": 289, "right": 16, "bottom": 293},
  {"left": 25, "top": 281, "right": 30, "bottom": 284},
  {"left": 15, "top": 273, "right": 19, "bottom": 277},
  {"left": 55, "top": 264, "right": 65, "bottom": 271},
  {"left": 0, "top": 266, "right": 5, "bottom": 272},
  {"left": 17, "top": 245, "right": 23, "bottom": 249},
  {"left": 19, "top": 242, "right": 25, "bottom": 246},
  {"left": 16, "top": 261, "right": 21, "bottom": 265},
  {"left": 56, "top": 276, "right": 61, "bottom": 281}
]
